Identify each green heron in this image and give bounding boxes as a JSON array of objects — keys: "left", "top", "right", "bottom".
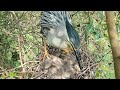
[{"left": 40, "top": 11, "right": 82, "bottom": 69}]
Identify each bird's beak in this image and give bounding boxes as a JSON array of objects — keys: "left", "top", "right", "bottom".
[{"left": 74, "top": 50, "right": 82, "bottom": 70}]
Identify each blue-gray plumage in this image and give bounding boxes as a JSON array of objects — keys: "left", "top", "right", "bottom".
[{"left": 40, "top": 11, "right": 82, "bottom": 69}]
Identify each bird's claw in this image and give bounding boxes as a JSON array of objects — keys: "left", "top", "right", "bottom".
[{"left": 44, "top": 50, "right": 50, "bottom": 59}]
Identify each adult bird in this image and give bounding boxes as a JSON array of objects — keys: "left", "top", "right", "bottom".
[{"left": 40, "top": 11, "right": 82, "bottom": 69}]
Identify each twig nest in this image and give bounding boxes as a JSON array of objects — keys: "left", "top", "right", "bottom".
[{"left": 41, "top": 55, "right": 79, "bottom": 79}]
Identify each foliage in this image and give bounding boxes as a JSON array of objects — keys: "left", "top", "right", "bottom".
[{"left": 0, "top": 11, "right": 119, "bottom": 79}]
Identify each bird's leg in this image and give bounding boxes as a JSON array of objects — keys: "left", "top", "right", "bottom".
[
  {"left": 63, "top": 49, "right": 69, "bottom": 54},
  {"left": 43, "top": 40, "right": 50, "bottom": 59},
  {"left": 63, "top": 48, "right": 71, "bottom": 55}
]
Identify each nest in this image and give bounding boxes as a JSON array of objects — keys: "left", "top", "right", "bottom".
[
  {"left": 0, "top": 45, "right": 98, "bottom": 79},
  {"left": 0, "top": 33, "right": 98, "bottom": 79},
  {"left": 29, "top": 45, "right": 98, "bottom": 79}
]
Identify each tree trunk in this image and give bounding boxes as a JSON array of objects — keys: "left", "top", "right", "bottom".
[{"left": 105, "top": 11, "right": 120, "bottom": 79}]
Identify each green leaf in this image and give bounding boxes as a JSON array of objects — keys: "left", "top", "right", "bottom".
[
  {"left": 98, "top": 11, "right": 104, "bottom": 20},
  {"left": 96, "top": 72, "right": 100, "bottom": 77},
  {"left": 6, "top": 51, "right": 12, "bottom": 60},
  {"left": 9, "top": 72, "right": 17, "bottom": 78},
  {"left": 85, "top": 24, "right": 93, "bottom": 44}
]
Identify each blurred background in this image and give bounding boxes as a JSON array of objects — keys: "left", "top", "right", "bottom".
[{"left": 0, "top": 11, "right": 118, "bottom": 79}]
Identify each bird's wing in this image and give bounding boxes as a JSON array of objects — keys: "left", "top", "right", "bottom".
[{"left": 65, "top": 19, "right": 80, "bottom": 49}]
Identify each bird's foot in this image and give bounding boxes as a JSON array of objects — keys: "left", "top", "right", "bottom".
[
  {"left": 44, "top": 49, "right": 50, "bottom": 59},
  {"left": 63, "top": 49, "right": 71, "bottom": 55}
]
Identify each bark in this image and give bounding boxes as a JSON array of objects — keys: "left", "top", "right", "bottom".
[{"left": 105, "top": 11, "right": 120, "bottom": 79}]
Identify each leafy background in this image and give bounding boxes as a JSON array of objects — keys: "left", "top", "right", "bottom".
[{"left": 0, "top": 11, "right": 119, "bottom": 79}]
